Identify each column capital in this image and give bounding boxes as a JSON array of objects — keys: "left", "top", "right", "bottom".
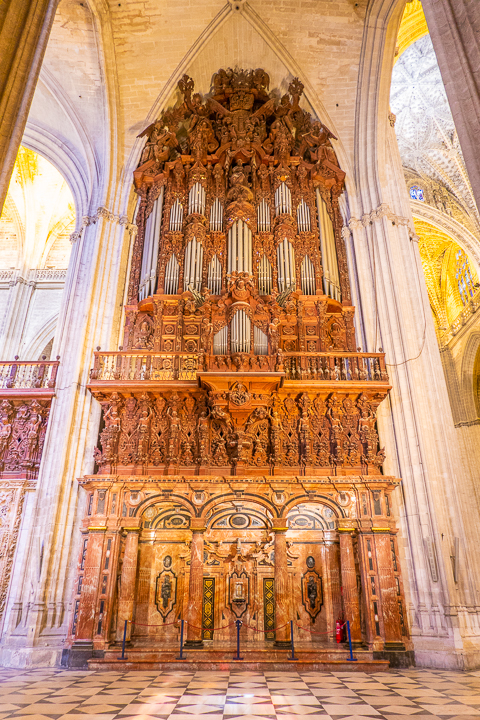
[{"left": 190, "top": 518, "right": 207, "bottom": 532}]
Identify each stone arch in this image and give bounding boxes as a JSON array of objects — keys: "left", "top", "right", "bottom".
[
  {"left": 22, "top": 314, "right": 58, "bottom": 361},
  {"left": 460, "top": 332, "right": 480, "bottom": 421},
  {"left": 283, "top": 493, "right": 346, "bottom": 520},
  {"left": 135, "top": 493, "right": 197, "bottom": 519},
  {"left": 199, "top": 491, "right": 277, "bottom": 520}
]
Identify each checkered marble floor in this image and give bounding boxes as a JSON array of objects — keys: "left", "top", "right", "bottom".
[{"left": 0, "top": 669, "right": 480, "bottom": 720}]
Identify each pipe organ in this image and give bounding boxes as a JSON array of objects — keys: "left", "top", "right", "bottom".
[
  {"left": 183, "top": 238, "right": 203, "bottom": 291},
  {"left": 316, "top": 189, "right": 341, "bottom": 301},
  {"left": 75, "top": 69, "right": 411, "bottom": 669},
  {"left": 227, "top": 219, "right": 253, "bottom": 274},
  {"left": 139, "top": 189, "right": 163, "bottom": 300},
  {"left": 277, "top": 238, "right": 296, "bottom": 292}
]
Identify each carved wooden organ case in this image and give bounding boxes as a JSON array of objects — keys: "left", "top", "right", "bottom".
[{"left": 89, "top": 68, "right": 391, "bottom": 477}]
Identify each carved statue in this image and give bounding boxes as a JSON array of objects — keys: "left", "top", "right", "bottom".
[
  {"left": 161, "top": 575, "right": 172, "bottom": 609},
  {"left": 307, "top": 576, "right": 318, "bottom": 610}
]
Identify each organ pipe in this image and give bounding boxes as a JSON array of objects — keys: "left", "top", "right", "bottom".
[
  {"left": 301, "top": 255, "right": 315, "bottom": 295},
  {"left": 296, "top": 199, "right": 311, "bottom": 232},
  {"left": 207, "top": 255, "right": 222, "bottom": 295},
  {"left": 139, "top": 187, "right": 164, "bottom": 300},
  {"left": 227, "top": 220, "right": 252, "bottom": 274},
  {"left": 213, "top": 326, "right": 228, "bottom": 355},
  {"left": 188, "top": 182, "right": 206, "bottom": 215},
  {"left": 169, "top": 200, "right": 184, "bottom": 231},
  {"left": 164, "top": 254, "right": 180, "bottom": 295},
  {"left": 275, "top": 182, "right": 292, "bottom": 215},
  {"left": 257, "top": 199, "right": 271, "bottom": 231},
  {"left": 258, "top": 255, "right": 272, "bottom": 295},
  {"left": 316, "top": 189, "right": 341, "bottom": 301},
  {"left": 277, "top": 238, "right": 296, "bottom": 292},
  {"left": 253, "top": 326, "right": 268, "bottom": 355},
  {"left": 231, "top": 309, "right": 251, "bottom": 354},
  {"left": 183, "top": 238, "right": 204, "bottom": 292},
  {"left": 210, "top": 198, "right": 224, "bottom": 231}
]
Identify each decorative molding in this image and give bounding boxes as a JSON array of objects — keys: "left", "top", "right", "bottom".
[
  {"left": 343, "top": 203, "right": 413, "bottom": 237},
  {"left": 33, "top": 269, "right": 67, "bottom": 282},
  {"left": 82, "top": 207, "right": 138, "bottom": 236}
]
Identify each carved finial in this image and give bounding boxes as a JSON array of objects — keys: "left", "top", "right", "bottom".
[
  {"left": 42, "top": 355, "right": 47, "bottom": 360},
  {"left": 96, "top": 346, "right": 101, "bottom": 352}
]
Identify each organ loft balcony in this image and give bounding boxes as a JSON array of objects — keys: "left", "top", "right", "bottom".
[{"left": 0, "top": 357, "right": 59, "bottom": 479}]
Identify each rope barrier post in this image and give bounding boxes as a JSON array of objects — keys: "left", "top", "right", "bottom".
[
  {"left": 117, "top": 620, "right": 128, "bottom": 660},
  {"left": 176, "top": 619, "right": 186, "bottom": 660},
  {"left": 346, "top": 620, "right": 357, "bottom": 662},
  {"left": 288, "top": 620, "right": 298, "bottom": 661},
  {"left": 233, "top": 619, "right": 243, "bottom": 661}
]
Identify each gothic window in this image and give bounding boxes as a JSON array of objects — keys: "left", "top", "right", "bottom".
[
  {"left": 227, "top": 219, "right": 252, "bottom": 274},
  {"left": 164, "top": 254, "right": 179, "bottom": 294},
  {"left": 297, "top": 199, "right": 311, "bottom": 232},
  {"left": 188, "top": 182, "right": 206, "bottom": 215},
  {"left": 456, "top": 249, "right": 475, "bottom": 305},
  {"left": 139, "top": 189, "right": 164, "bottom": 300},
  {"left": 209, "top": 198, "right": 223, "bottom": 231},
  {"left": 169, "top": 199, "right": 183, "bottom": 231},
  {"left": 277, "top": 237, "right": 296, "bottom": 292},
  {"left": 183, "top": 237, "right": 203, "bottom": 292},
  {"left": 258, "top": 254, "right": 272, "bottom": 295},
  {"left": 274, "top": 182, "right": 292, "bottom": 215},
  {"left": 257, "top": 199, "right": 271, "bottom": 231},
  {"left": 301, "top": 255, "right": 316, "bottom": 295},
  {"left": 410, "top": 185, "right": 424, "bottom": 201},
  {"left": 207, "top": 255, "right": 222, "bottom": 295}
]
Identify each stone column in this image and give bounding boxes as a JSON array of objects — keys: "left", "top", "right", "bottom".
[
  {"left": 115, "top": 528, "right": 140, "bottom": 643},
  {"left": 273, "top": 518, "right": 290, "bottom": 647},
  {"left": 338, "top": 529, "right": 362, "bottom": 644},
  {"left": 325, "top": 536, "right": 342, "bottom": 634},
  {"left": 0, "top": 0, "right": 59, "bottom": 213},
  {"left": 185, "top": 519, "right": 205, "bottom": 647},
  {"left": 374, "top": 531, "right": 403, "bottom": 646},
  {"left": 422, "top": 0, "right": 480, "bottom": 210}
]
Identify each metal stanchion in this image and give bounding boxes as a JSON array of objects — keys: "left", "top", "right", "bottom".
[
  {"left": 117, "top": 620, "right": 128, "bottom": 660},
  {"left": 288, "top": 620, "right": 298, "bottom": 661},
  {"left": 346, "top": 620, "right": 357, "bottom": 662},
  {"left": 233, "top": 619, "right": 243, "bottom": 660},
  {"left": 176, "top": 619, "right": 186, "bottom": 660}
]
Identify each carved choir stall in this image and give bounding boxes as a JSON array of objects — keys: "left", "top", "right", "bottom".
[{"left": 67, "top": 68, "right": 411, "bottom": 668}]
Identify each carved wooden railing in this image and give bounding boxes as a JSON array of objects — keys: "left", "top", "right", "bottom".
[
  {"left": 90, "top": 350, "right": 389, "bottom": 384},
  {"left": 283, "top": 352, "right": 389, "bottom": 382},
  {"left": 90, "top": 352, "right": 199, "bottom": 382},
  {"left": 0, "top": 358, "right": 60, "bottom": 390}
]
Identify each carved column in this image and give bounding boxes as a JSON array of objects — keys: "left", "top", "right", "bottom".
[
  {"left": 325, "top": 535, "right": 342, "bottom": 633},
  {"left": 374, "top": 531, "right": 403, "bottom": 646},
  {"left": 115, "top": 528, "right": 140, "bottom": 643},
  {"left": 273, "top": 518, "right": 290, "bottom": 647},
  {"left": 73, "top": 529, "right": 105, "bottom": 645},
  {"left": 338, "top": 528, "right": 362, "bottom": 644},
  {"left": 185, "top": 519, "right": 205, "bottom": 647}
]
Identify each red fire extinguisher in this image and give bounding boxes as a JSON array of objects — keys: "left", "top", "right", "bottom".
[{"left": 336, "top": 619, "right": 343, "bottom": 643}]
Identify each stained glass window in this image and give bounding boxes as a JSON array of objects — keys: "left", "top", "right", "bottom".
[
  {"left": 410, "top": 185, "right": 424, "bottom": 201},
  {"left": 456, "top": 249, "right": 475, "bottom": 305}
]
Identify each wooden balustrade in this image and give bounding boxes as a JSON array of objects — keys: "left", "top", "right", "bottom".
[
  {"left": 0, "top": 358, "right": 60, "bottom": 391},
  {"left": 89, "top": 350, "right": 389, "bottom": 384}
]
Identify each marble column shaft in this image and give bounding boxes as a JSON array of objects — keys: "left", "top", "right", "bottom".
[
  {"left": 185, "top": 522, "right": 205, "bottom": 646},
  {"left": 116, "top": 530, "right": 139, "bottom": 643},
  {"left": 339, "top": 531, "right": 362, "bottom": 643},
  {"left": 74, "top": 530, "right": 105, "bottom": 642},
  {"left": 375, "top": 533, "right": 403, "bottom": 644},
  {"left": 273, "top": 520, "right": 290, "bottom": 646}
]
